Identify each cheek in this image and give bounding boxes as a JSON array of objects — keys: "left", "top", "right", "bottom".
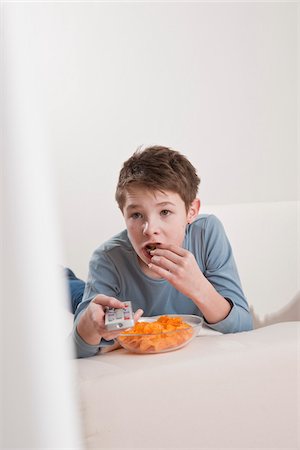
[
  {"left": 126, "top": 222, "right": 140, "bottom": 243},
  {"left": 170, "top": 221, "right": 187, "bottom": 244}
]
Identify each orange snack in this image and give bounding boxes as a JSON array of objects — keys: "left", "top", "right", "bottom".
[{"left": 118, "top": 316, "right": 194, "bottom": 353}]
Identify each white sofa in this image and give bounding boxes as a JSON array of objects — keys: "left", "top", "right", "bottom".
[{"left": 69, "top": 201, "right": 299, "bottom": 450}]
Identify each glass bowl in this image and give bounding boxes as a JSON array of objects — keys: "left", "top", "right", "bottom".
[{"left": 117, "top": 314, "right": 203, "bottom": 354}]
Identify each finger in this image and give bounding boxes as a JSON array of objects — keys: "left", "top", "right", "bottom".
[
  {"left": 92, "top": 294, "right": 125, "bottom": 309},
  {"left": 148, "top": 262, "right": 174, "bottom": 281},
  {"left": 134, "top": 308, "right": 144, "bottom": 322},
  {"left": 150, "top": 248, "right": 187, "bottom": 264},
  {"left": 150, "top": 254, "right": 178, "bottom": 273},
  {"left": 154, "top": 243, "right": 187, "bottom": 257}
]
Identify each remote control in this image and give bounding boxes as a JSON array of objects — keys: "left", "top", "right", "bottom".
[{"left": 104, "top": 301, "right": 135, "bottom": 331}]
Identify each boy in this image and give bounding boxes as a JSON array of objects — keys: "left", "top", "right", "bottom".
[{"left": 73, "top": 145, "right": 252, "bottom": 358}]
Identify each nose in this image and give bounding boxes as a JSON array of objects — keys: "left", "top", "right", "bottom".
[{"left": 142, "top": 218, "right": 159, "bottom": 236}]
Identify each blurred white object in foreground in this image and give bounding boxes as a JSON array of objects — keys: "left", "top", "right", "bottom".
[{"left": 0, "top": 4, "right": 82, "bottom": 448}]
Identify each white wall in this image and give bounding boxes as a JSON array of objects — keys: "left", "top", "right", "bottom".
[
  {"left": 1, "top": 4, "right": 83, "bottom": 448},
  {"left": 298, "top": 1, "right": 300, "bottom": 292},
  {"left": 10, "top": 2, "right": 299, "bottom": 315}
]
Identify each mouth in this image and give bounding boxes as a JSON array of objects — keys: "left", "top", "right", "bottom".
[
  {"left": 143, "top": 243, "right": 161, "bottom": 259},
  {"left": 145, "top": 244, "right": 157, "bottom": 254}
]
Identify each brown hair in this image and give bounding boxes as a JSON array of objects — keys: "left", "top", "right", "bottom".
[{"left": 115, "top": 145, "right": 200, "bottom": 212}]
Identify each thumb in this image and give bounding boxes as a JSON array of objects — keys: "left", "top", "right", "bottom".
[{"left": 92, "top": 294, "right": 125, "bottom": 309}]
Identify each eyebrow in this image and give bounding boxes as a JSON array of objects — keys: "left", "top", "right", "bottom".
[{"left": 126, "top": 201, "right": 176, "bottom": 211}]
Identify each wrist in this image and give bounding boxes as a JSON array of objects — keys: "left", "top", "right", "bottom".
[
  {"left": 76, "top": 309, "right": 102, "bottom": 346},
  {"left": 190, "top": 273, "right": 211, "bottom": 307},
  {"left": 190, "top": 276, "right": 232, "bottom": 324}
]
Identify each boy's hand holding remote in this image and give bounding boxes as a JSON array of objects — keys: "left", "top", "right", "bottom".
[{"left": 76, "top": 295, "right": 143, "bottom": 345}]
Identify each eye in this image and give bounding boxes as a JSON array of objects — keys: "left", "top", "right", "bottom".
[
  {"left": 160, "top": 209, "right": 171, "bottom": 216},
  {"left": 131, "top": 212, "right": 142, "bottom": 219}
]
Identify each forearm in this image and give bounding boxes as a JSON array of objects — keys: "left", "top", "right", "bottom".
[
  {"left": 191, "top": 274, "right": 232, "bottom": 324},
  {"left": 191, "top": 275, "right": 253, "bottom": 333}
]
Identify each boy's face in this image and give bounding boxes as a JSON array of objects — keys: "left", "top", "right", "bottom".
[{"left": 122, "top": 186, "right": 199, "bottom": 278}]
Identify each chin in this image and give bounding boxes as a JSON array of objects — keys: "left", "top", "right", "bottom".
[
  {"left": 136, "top": 257, "right": 151, "bottom": 275},
  {"left": 138, "top": 255, "right": 150, "bottom": 268}
]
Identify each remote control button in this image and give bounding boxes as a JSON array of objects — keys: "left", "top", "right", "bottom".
[{"left": 116, "top": 310, "right": 123, "bottom": 319}]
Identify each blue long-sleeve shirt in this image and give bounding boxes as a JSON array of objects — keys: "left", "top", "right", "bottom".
[{"left": 73, "top": 214, "right": 253, "bottom": 357}]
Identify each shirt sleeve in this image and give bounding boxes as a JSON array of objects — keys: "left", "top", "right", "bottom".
[
  {"left": 201, "top": 215, "right": 253, "bottom": 333},
  {"left": 71, "top": 250, "right": 121, "bottom": 358},
  {"left": 74, "top": 248, "right": 121, "bottom": 320}
]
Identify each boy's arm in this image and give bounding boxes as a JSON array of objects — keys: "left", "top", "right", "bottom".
[
  {"left": 76, "top": 295, "right": 125, "bottom": 344},
  {"left": 148, "top": 215, "right": 252, "bottom": 333},
  {"left": 72, "top": 295, "right": 125, "bottom": 358},
  {"left": 189, "top": 273, "right": 233, "bottom": 323},
  {"left": 198, "top": 215, "right": 253, "bottom": 332},
  {"left": 188, "top": 274, "right": 252, "bottom": 333},
  {"left": 73, "top": 295, "right": 143, "bottom": 358}
]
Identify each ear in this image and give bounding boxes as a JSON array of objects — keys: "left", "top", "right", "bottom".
[{"left": 187, "top": 198, "right": 200, "bottom": 224}]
